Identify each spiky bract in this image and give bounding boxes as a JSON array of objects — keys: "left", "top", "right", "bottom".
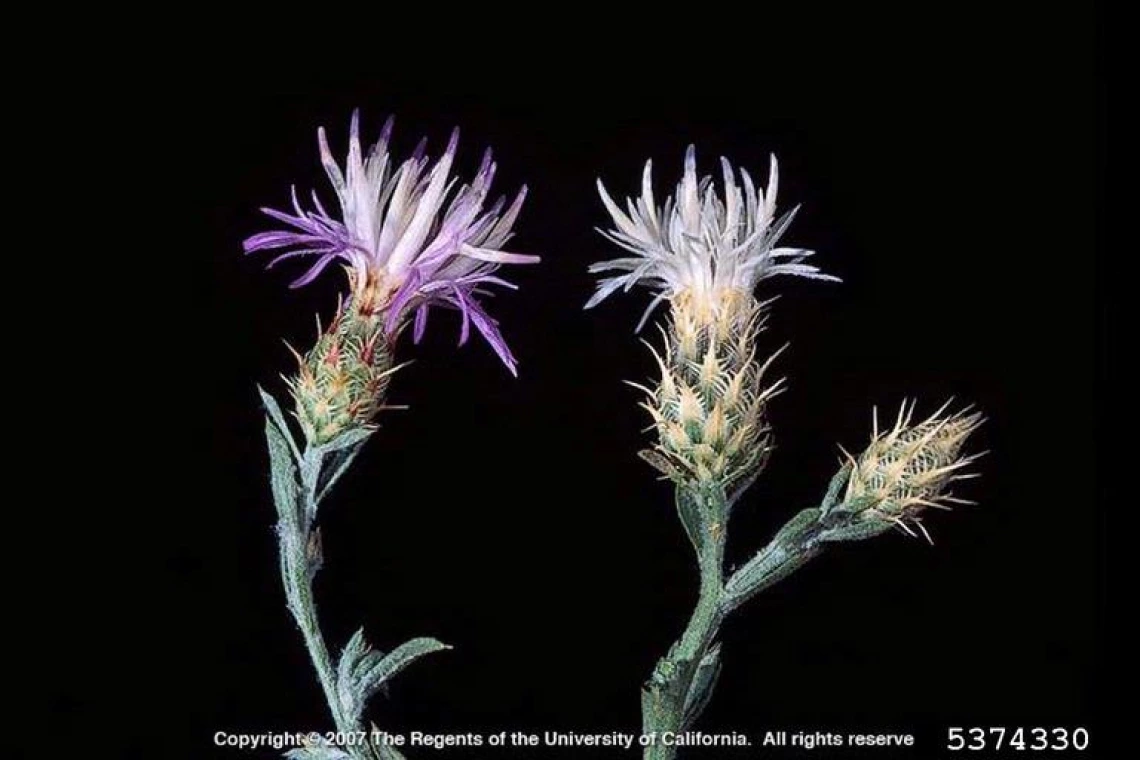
[
  {"left": 287, "top": 304, "right": 399, "bottom": 445},
  {"left": 843, "top": 402, "right": 984, "bottom": 539},
  {"left": 640, "top": 289, "right": 783, "bottom": 490}
]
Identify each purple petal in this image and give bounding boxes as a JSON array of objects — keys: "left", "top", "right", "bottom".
[
  {"left": 452, "top": 286, "right": 472, "bottom": 346},
  {"left": 412, "top": 305, "right": 429, "bottom": 343},
  {"left": 465, "top": 298, "right": 518, "bottom": 375},
  {"left": 267, "top": 249, "right": 328, "bottom": 269},
  {"left": 444, "top": 127, "right": 460, "bottom": 160},
  {"left": 243, "top": 231, "right": 309, "bottom": 253},
  {"left": 411, "top": 136, "right": 428, "bottom": 163},
  {"left": 289, "top": 253, "right": 341, "bottom": 288}
]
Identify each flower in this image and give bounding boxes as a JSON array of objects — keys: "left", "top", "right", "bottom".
[
  {"left": 244, "top": 111, "right": 538, "bottom": 374},
  {"left": 840, "top": 401, "right": 984, "bottom": 541},
  {"left": 588, "top": 146, "right": 837, "bottom": 329}
]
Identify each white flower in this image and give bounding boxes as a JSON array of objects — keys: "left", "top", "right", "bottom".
[{"left": 587, "top": 146, "right": 838, "bottom": 328}]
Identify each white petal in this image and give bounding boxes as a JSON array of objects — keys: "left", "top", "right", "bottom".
[{"left": 460, "top": 243, "right": 540, "bottom": 264}]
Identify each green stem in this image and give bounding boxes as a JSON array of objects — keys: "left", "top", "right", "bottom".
[
  {"left": 642, "top": 500, "right": 832, "bottom": 759},
  {"left": 277, "top": 449, "right": 381, "bottom": 760},
  {"left": 280, "top": 521, "right": 345, "bottom": 728},
  {"left": 641, "top": 513, "right": 727, "bottom": 760}
]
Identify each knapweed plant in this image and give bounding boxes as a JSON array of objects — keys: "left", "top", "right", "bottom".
[
  {"left": 245, "top": 112, "right": 537, "bottom": 760},
  {"left": 588, "top": 148, "right": 983, "bottom": 759}
]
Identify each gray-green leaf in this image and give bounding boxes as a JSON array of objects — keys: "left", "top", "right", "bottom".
[
  {"left": 675, "top": 485, "right": 707, "bottom": 557},
  {"left": 315, "top": 427, "right": 374, "bottom": 457},
  {"left": 818, "top": 518, "right": 893, "bottom": 543},
  {"left": 336, "top": 628, "right": 375, "bottom": 723},
  {"left": 819, "top": 461, "right": 852, "bottom": 515},
  {"left": 316, "top": 442, "right": 367, "bottom": 504},
  {"left": 259, "top": 386, "right": 300, "bottom": 462},
  {"left": 356, "top": 637, "right": 450, "bottom": 699},
  {"left": 682, "top": 643, "right": 722, "bottom": 730},
  {"left": 265, "top": 416, "right": 301, "bottom": 526},
  {"left": 724, "top": 509, "right": 824, "bottom": 608},
  {"left": 336, "top": 633, "right": 450, "bottom": 726}
]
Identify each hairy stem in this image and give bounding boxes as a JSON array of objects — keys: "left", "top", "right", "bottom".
[
  {"left": 642, "top": 500, "right": 831, "bottom": 759},
  {"left": 641, "top": 490, "right": 728, "bottom": 760},
  {"left": 279, "top": 517, "right": 346, "bottom": 729},
  {"left": 275, "top": 445, "right": 382, "bottom": 760}
]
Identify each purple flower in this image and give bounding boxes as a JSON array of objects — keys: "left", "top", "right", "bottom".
[{"left": 245, "top": 111, "right": 538, "bottom": 374}]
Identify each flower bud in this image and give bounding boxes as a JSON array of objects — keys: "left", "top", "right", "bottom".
[{"left": 841, "top": 401, "right": 984, "bottom": 540}]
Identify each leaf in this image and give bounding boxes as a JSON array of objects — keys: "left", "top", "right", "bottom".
[
  {"left": 835, "top": 494, "right": 880, "bottom": 514},
  {"left": 682, "top": 643, "right": 722, "bottom": 730},
  {"left": 336, "top": 633, "right": 450, "bottom": 726},
  {"left": 315, "top": 426, "right": 374, "bottom": 457},
  {"left": 674, "top": 484, "right": 707, "bottom": 557},
  {"left": 355, "top": 637, "right": 451, "bottom": 699},
  {"left": 724, "top": 509, "right": 824, "bottom": 608},
  {"left": 316, "top": 441, "right": 366, "bottom": 504},
  {"left": 265, "top": 416, "right": 300, "bottom": 526},
  {"left": 772, "top": 507, "right": 820, "bottom": 546},
  {"left": 725, "top": 543, "right": 822, "bottom": 607},
  {"left": 297, "top": 448, "right": 324, "bottom": 525},
  {"left": 819, "top": 462, "right": 852, "bottom": 515},
  {"left": 818, "top": 518, "right": 893, "bottom": 543},
  {"left": 336, "top": 628, "right": 374, "bottom": 722},
  {"left": 337, "top": 628, "right": 371, "bottom": 695},
  {"left": 259, "top": 385, "right": 300, "bottom": 462}
]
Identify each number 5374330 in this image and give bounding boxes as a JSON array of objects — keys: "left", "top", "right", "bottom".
[{"left": 947, "top": 727, "right": 1089, "bottom": 751}]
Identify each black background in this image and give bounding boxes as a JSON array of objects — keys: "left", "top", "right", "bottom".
[{"left": 182, "top": 8, "right": 1099, "bottom": 759}]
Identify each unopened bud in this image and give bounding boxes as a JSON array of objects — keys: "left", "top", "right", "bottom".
[{"left": 840, "top": 401, "right": 984, "bottom": 540}]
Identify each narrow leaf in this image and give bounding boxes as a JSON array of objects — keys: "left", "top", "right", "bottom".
[
  {"left": 725, "top": 509, "right": 823, "bottom": 607},
  {"left": 315, "top": 426, "right": 374, "bottom": 457},
  {"left": 675, "top": 485, "right": 706, "bottom": 557},
  {"left": 265, "top": 418, "right": 300, "bottom": 525},
  {"left": 772, "top": 507, "right": 820, "bottom": 546},
  {"left": 356, "top": 637, "right": 450, "bottom": 699},
  {"left": 337, "top": 628, "right": 370, "bottom": 693},
  {"left": 819, "top": 462, "right": 852, "bottom": 515},
  {"left": 298, "top": 448, "right": 323, "bottom": 499},
  {"left": 258, "top": 385, "right": 300, "bottom": 462},
  {"left": 316, "top": 443, "right": 365, "bottom": 504},
  {"left": 336, "top": 628, "right": 378, "bottom": 724},
  {"left": 682, "top": 643, "right": 722, "bottom": 730},
  {"left": 725, "top": 544, "right": 822, "bottom": 607},
  {"left": 818, "top": 519, "right": 893, "bottom": 543}
]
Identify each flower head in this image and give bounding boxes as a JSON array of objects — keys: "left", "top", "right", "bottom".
[
  {"left": 639, "top": 291, "right": 783, "bottom": 490},
  {"left": 840, "top": 401, "right": 984, "bottom": 541},
  {"left": 588, "top": 146, "right": 837, "bottom": 329},
  {"left": 244, "top": 111, "right": 538, "bottom": 374}
]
